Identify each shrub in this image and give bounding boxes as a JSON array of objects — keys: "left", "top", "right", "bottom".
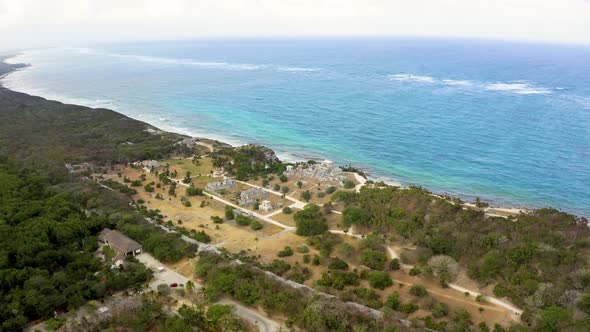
[
  {"left": 410, "top": 285, "right": 428, "bottom": 297},
  {"left": 328, "top": 258, "right": 349, "bottom": 270},
  {"left": 360, "top": 250, "right": 387, "bottom": 270},
  {"left": 282, "top": 207, "right": 293, "bottom": 214},
  {"left": 343, "top": 180, "right": 355, "bottom": 189},
  {"left": 493, "top": 283, "right": 509, "bottom": 298},
  {"left": 432, "top": 302, "right": 450, "bottom": 318},
  {"left": 45, "top": 317, "right": 66, "bottom": 331},
  {"left": 312, "top": 254, "right": 321, "bottom": 265},
  {"left": 369, "top": 271, "right": 393, "bottom": 290},
  {"left": 409, "top": 267, "right": 422, "bottom": 276},
  {"left": 384, "top": 292, "right": 400, "bottom": 310},
  {"left": 428, "top": 255, "right": 459, "bottom": 282},
  {"left": 400, "top": 303, "right": 419, "bottom": 314},
  {"left": 389, "top": 258, "right": 401, "bottom": 270},
  {"left": 301, "top": 190, "right": 312, "bottom": 202},
  {"left": 325, "top": 186, "right": 336, "bottom": 194},
  {"left": 251, "top": 220, "right": 263, "bottom": 231},
  {"left": 273, "top": 184, "right": 281, "bottom": 191},
  {"left": 280, "top": 175, "right": 288, "bottom": 182},
  {"left": 297, "top": 245, "right": 310, "bottom": 253},
  {"left": 281, "top": 186, "right": 290, "bottom": 193},
  {"left": 193, "top": 230, "right": 211, "bottom": 243},
  {"left": 210, "top": 216, "right": 224, "bottom": 224},
  {"left": 236, "top": 215, "right": 252, "bottom": 226},
  {"left": 225, "top": 206, "right": 235, "bottom": 220},
  {"left": 578, "top": 294, "right": 590, "bottom": 315},
  {"left": 278, "top": 246, "right": 294, "bottom": 257},
  {"left": 266, "top": 259, "right": 291, "bottom": 276}
]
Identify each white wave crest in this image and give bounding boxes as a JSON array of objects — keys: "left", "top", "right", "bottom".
[
  {"left": 276, "top": 66, "right": 321, "bottom": 72},
  {"left": 389, "top": 74, "right": 435, "bottom": 83},
  {"left": 66, "top": 47, "right": 319, "bottom": 72},
  {"left": 484, "top": 82, "right": 551, "bottom": 95},
  {"left": 106, "top": 52, "right": 262, "bottom": 70},
  {"left": 441, "top": 79, "right": 474, "bottom": 86},
  {"left": 389, "top": 72, "right": 553, "bottom": 96}
]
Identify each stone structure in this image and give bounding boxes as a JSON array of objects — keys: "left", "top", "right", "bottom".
[
  {"left": 283, "top": 159, "right": 348, "bottom": 184},
  {"left": 259, "top": 200, "right": 273, "bottom": 213},
  {"left": 132, "top": 160, "right": 161, "bottom": 171},
  {"left": 205, "top": 178, "right": 236, "bottom": 193},
  {"left": 238, "top": 187, "right": 267, "bottom": 207}
]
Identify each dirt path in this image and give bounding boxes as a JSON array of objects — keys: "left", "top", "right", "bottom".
[
  {"left": 329, "top": 225, "right": 523, "bottom": 319},
  {"left": 384, "top": 245, "right": 523, "bottom": 317},
  {"left": 195, "top": 141, "right": 214, "bottom": 152},
  {"left": 139, "top": 253, "right": 285, "bottom": 332},
  {"left": 172, "top": 177, "right": 296, "bottom": 231}
]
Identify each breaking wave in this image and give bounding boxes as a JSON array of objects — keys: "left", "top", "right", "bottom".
[
  {"left": 389, "top": 73, "right": 553, "bottom": 95},
  {"left": 389, "top": 74, "right": 436, "bottom": 83},
  {"left": 70, "top": 47, "right": 319, "bottom": 73}
]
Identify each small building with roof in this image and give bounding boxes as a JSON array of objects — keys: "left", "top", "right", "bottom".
[{"left": 99, "top": 228, "right": 143, "bottom": 257}]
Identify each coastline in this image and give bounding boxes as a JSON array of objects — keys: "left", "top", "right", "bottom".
[{"left": 0, "top": 54, "right": 554, "bottom": 217}]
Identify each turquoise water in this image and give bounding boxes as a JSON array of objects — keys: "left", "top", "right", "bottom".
[{"left": 3, "top": 39, "right": 590, "bottom": 215}]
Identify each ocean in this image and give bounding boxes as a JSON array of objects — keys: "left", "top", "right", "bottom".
[{"left": 3, "top": 38, "right": 590, "bottom": 216}]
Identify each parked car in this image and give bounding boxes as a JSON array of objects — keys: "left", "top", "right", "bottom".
[{"left": 170, "top": 283, "right": 178, "bottom": 288}]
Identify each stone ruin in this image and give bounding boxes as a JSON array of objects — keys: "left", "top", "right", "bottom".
[
  {"left": 283, "top": 160, "right": 348, "bottom": 184},
  {"left": 259, "top": 200, "right": 273, "bottom": 213},
  {"left": 205, "top": 178, "right": 236, "bottom": 193},
  {"left": 238, "top": 187, "right": 267, "bottom": 207}
]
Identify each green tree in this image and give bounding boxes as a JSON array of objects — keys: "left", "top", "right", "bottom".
[
  {"left": 342, "top": 207, "right": 370, "bottom": 227},
  {"left": 225, "top": 205, "right": 235, "bottom": 220},
  {"left": 301, "top": 190, "right": 312, "bottom": 202},
  {"left": 295, "top": 204, "right": 328, "bottom": 236},
  {"left": 409, "top": 285, "right": 428, "bottom": 297},
  {"left": 384, "top": 292, "right": 400, "bottom": 310},
  {"left": 539, "top": 306, "right": 571, "bottom": 332},
  {"left": 577, "top": 294, "right": 590, "bottom": 315},
  {"left": 360, "top": 250, "right": 387, "bottom": 270},
  {"left": 369, "top": 271, "right": 393, "bottom": 290}
]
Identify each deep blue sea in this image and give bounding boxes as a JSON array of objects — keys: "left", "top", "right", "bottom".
[{"left": 3, "top": 39, "right": 590, "bottom": 216}]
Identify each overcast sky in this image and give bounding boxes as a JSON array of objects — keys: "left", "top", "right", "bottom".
[{"left": 1, "top": 0, "right": 590, "bottom": 49}]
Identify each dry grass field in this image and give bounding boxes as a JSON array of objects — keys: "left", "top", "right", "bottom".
[{"left": 100, "top": 163, "right": 514, "bottom": 328}]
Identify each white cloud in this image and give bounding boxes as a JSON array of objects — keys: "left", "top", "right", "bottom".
[{"left": 0, "top": 0, "right": 589, "bottom": 48}]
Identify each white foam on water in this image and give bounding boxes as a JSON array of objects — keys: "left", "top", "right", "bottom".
[
  {"left": 69, "top": 47, "right": 320, "bottom": 73},
  {"left": 276, "top": 66, "right": 321, "bottom": 72},
  {"left": 390, "top": 72, "right": 553, "bottom": 96},
  {"left": 389, "top": 74, "right": 436, "bottom": 83},
  {"left": 484, "top": 82, "right": 552, "bottom": 95},
  {"left": 441, "top": 79, "right": 474, "bottom": 86}
]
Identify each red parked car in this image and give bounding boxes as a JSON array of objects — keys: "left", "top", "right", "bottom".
[{"left": 170, "top": 283, "right": 178, "bottom": 288}]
